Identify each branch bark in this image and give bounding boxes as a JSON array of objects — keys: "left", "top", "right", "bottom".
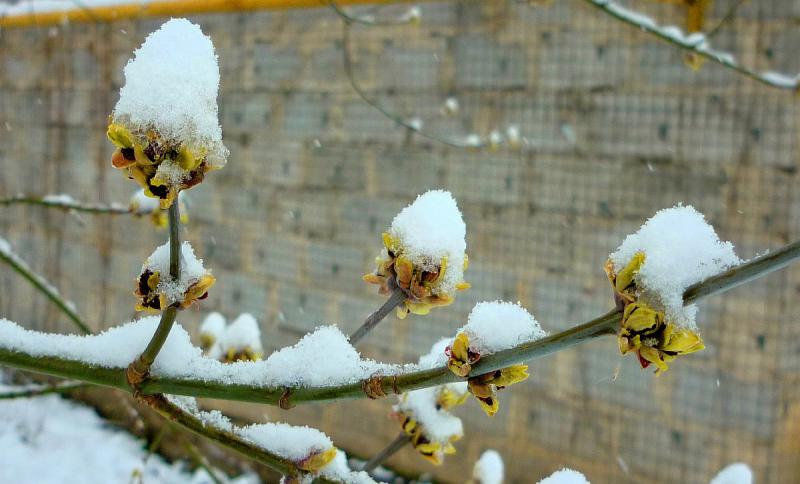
[
  {"left": 0, "top": 238, "right": 796, "bottom": 406},
  {"left": 349, "top": 287, "right": 406, "bottom": 344},
  {"left": 0, "top": 195, "right": 131, "bottom": 214}
]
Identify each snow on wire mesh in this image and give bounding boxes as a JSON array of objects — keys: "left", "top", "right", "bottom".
[
  {"left": 387, "top": 189, "right": 467, "bottom": 294},
  {"left": 472, "top": 450, "right": 504, "bottom": 484},
  {"left": 113, "top": 18, "right": 228, "bottom": 166},
  {"left": 460, "top": 301, "right": 547, "bottom": 354},
  {"left": 0, "top": 318, "right": 409, "bottom": 388},
  {"left": 609, "top": 205, "right": 741, "bottom": 329},
  {"left": 143, "top": 241, "right": 209, "bottom": 305}
]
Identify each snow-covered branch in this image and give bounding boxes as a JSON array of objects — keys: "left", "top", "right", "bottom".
[
  {"left": 0, "top": 237, "right": 796, "bottom": 408},
  {"left": 583, "top": 0, "right": 799, "bottom": 90},
  {"left": 0, "top": 194, "right": 131, "bottom": 214}
]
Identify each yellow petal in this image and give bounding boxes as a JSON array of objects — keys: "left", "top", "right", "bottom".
[
  {"left": 661, "top": 326, "right": 705, "bottom": 355},
  {"left": 297, "top": 447, "right": 337, "bottom": 472},
  {"left": 622, "top": 303, "right": 661, "bottom": 333},
  {"left": 475, "top": 391, "right": 499, "bottom": 417},
  {"left": 615, "top": 252, "right": 645, "bottom": 294},
  {"left": 492, "top": 364, "right": 529, "bottom": 388},
  {"left": 107, "top": 123, "right": 134, "bottom": 148},
  {"left": 447, "top": 332, "right": 472, "bottom": 377}
]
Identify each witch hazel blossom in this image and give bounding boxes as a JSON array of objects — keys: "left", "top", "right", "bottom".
[
  {"left": 606, "top": 205, "right": 740, "bottom": 373},
  {"left": 108, "top": 18, "right": 228, "bottom": 208},
  {"left": 364, "top": 190, "right": 470, "bottom": 319},
  {"left": 135, "top": 241, "right": 215, "bottom": 312}
]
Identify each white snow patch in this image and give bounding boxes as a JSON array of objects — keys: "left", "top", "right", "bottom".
[
  {"left": 387, "top": 190, "right": 467, "bottom": 294},
  {"left": 472, "top": 450, "right": 504, "bottom": 484},
  {"left": 0, "top": 388, "right": 255, "bottom": 484},
  {"left": 0, "top": 318, "right": 411, "bottom": 389},
  {"left": 200, "top": 312, "right": 227, "bottom": 341},
  {"left": 42, "top": 194, "right": 77, "bottom": 205},
  {"left": 538, "top": 468, "right": 590, "bottom": 484},
  {"left": 610, "top": 205, "right": 741, "bottom": 329},
  {"left": 460, "top": 301, "right": 547, "bottom": 355},
  {"left": 143, "top": 241, "right": 209, "bottom": 305},
  {"left": 394, "top": 386, "right": 463, "bottom": 442},
  {"left": 113, "top": 18, "right": 228, "bottom": 166},
  {"left": 709, "top": 463, "right": 753, "bottom": 484},
  {"left": 319, "top": 452, "right": 376, "bottom": 484},
  {"left": 219, "top": 313, "right": 263, "bottom": 355}
]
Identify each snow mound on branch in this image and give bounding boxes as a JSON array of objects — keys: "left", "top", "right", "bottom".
[
  {"left": 0, "top": 389, "right": 256, "bottom": 483},
  {"left": 143, "top": 241, "right": 209, "bottom": 305},
  {"left": 220, "top": 313, "right": 263, "bottom": 354},
  {"left": 319, "top": 452, "right": 376, "bottom": 484},
  {"left": 0, "top": 319, "right": 409, "bottom": 389},
  {"left": 113, "top": 18, "right": 227, "bottom": 166},
  {"left": 394, "top": 387, "right": 463, "bottom": 442},
  {"left": 538, "top": 468, "right": 590, "bottom": 484},
  {"left": 709, "top": 463, "right": 753, "bottom": 484},
  {"left": 388, "top": 190, "right": 467, "bottom": 294},
  {"left": 610, "top": 205, "right": 741, "bottom": 329},
  {"left": 472, "top": 450, "right": 504, "bottom": 484},
  {"left": 461, "top": 301, "right": 547, "bottom": 354}
]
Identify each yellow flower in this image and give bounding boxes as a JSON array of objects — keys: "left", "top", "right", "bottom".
[
  {"left": 607, "top": 253, "right": 706, "bottom": 373},
  {"left": 394, "top": 411, "right": 460, "bottom": 465},
  {"left": 223, "top": 345, "right": 262, "bottom": 363},
  {"left": 363, "top": 233, "right": 469, "bottom": 319},
  {"left": 296, "top": 447, "right": 337, "bottom": 472},
  {"left": 446, "top": 332, "right": 481, "bottom": 377},
  {"left": 466, "top": 365, "right": 529, "bottom": 417},
  {"left": 619, "top": 302, "right": 705, "bottom": 374},
  {"left": 445, "top": 331, "right": 529, "bottom": 416},
  {"left": 436, "top": 385, "right": 469, "bottom": 410},
  {"left": 134, "top": 270, "right": 215, "bottom": 313},
  {"left": 107, "top": 122, "right": 213, "bottom": 208},
  {"left": 604, "top": 251, "right": 645, "bottom": 306}
]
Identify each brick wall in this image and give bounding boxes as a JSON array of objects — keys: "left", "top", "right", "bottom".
[{"left": 0, "top": 1, "right": 799, "bottom": 482}]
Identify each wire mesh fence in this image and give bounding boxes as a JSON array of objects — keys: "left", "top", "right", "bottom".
[{"left": 0, "top": 0, "right": 798, "bottom": 482}]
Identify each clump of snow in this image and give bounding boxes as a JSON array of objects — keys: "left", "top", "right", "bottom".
[
  {"left": 143, "top": 241, "right": 209, "bottom": 305},
  {"left": 472, "top": 450, "right": 504, "bottom": 484},
  {"left": 237, "top": 423, "right": 332, "bottom": 462},
  {"left": 41, "top": 193, "right": 76, "bottom": 204},
  {"left": 200, "top": 312, "right": 227, "bottom": 341},
  {"left": 219, "top": 313, "right": 263, "bottom": 355},
  {"left": 394, "top": 387, "right": 463, "bottom": 442},
  {"left": 319, "top": 452, "right": 376, "bottom": 484},
  {"left": 0, "top": 390, "right": 256, "bottom": 484},
  {"left": 387, "top": 190, "right": 467, "bottom": 294},
  {"left": 0, "top": 318, "right": 410, "bottom": 389},
  {"left": 609, "top": 205, "right": 741, "bottom": 329},
  {"left": 113, "top": 18, "right": 227, "bottom": 166},
  {"left": 538, "top": 468, "right": 590, "bottom": 484},
  {"left": 459, "top": 301, "right": 547, "bottom": 355},
  {"left": 709, "top": 463, "right": 753, "bottom": 484}
]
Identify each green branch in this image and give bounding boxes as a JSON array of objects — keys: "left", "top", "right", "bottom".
[
  {"left": 0, "top": 381, "right": 89, "bottom": 399},
  {"left": 581, "top": 0, "right": 799, "bottom": 91},
  {"left": 0, "top": 238, "right": 796, "bottom": 407},
  {"left": 0, "top": 239, "right": 92, "bottom": 334},
  {"left": 0, "top": 195, "right": 131, "bottom": 214}
]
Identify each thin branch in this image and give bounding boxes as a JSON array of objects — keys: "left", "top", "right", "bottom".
[
  {"left": 0, "top": 381, "right": 88, "bottom": 399},
  {"left": 0, "top": 238, "right": 92, "bottom": 334},
  {"left": 127, "top": 202, "right": 182, "bottom": 382},
  {"left": 0, "top": 195, "right": 131, "bottom": 214},
  {"left": 0, "top": 238, "right": 796, "bottom": 406},
  {"left": 581, "top": 0, "right": 799, "bottom": 90},
  {"left": 327, "top": 0, "right": 418, "bottom": 26},
  {"left": 184, "top": 442, "right": 225, "bottom": 484},
  {"left": 361, "top": 432, "right": 409, "bottom": 472},
  {"left": 340, "top": 22, "right": 488, "bottom": 149},
  {"left": 349, "top": 287, "right": 406, "bottom": 344},
  {"left": 705, "top": 0, "right": 748, "bottom": 39}
]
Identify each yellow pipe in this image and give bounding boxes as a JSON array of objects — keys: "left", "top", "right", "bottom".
[{"left": 0, "top": 0, "right": 419, "bottom": 29}]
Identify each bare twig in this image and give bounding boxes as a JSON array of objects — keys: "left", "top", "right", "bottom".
[
  {"left": 581, "top": 0, "right": 799, "bottom": 90},
  {"left": 0, "top": 238, "right": 91, "bottom": 334},
  {"left": 0, "top": 381, "right": 87, "bottom": 399},
  {"left": 349, "top": 286, "right": 406, "bottom": 344},
  {"left": 185, "top": 442, "right": 225, "bottom": 484},
  {"left": 340, "top": 22, "right": 487, "bottom": 149},
  {"left": 361, "top": 432, "right": 410, "bottom": 472},
  {"left": 327, "top": 0, "right": 418, "bottom": 26},
  {"left": 0, "top": 238, "right": 797, "bottom": 406},
  {"left": 0, "top": 195, "right": 131, "bottom": 214}
]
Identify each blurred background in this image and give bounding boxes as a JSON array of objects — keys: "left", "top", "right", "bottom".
[{"left": 0, "top": 0, "right": 798, "bottom": 482}]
